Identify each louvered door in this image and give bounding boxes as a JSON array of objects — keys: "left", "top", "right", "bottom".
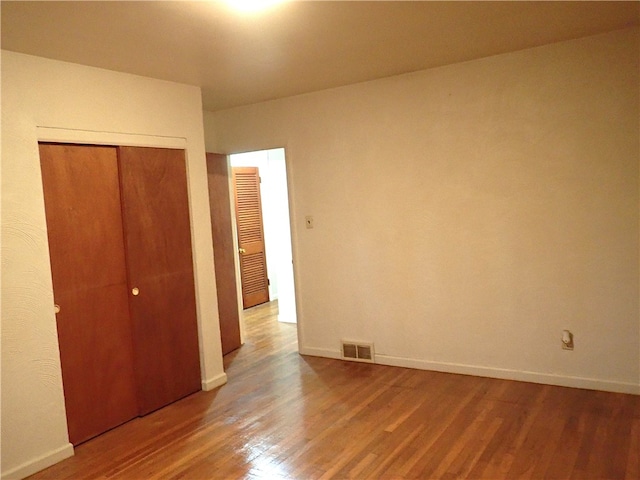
[{"left": 232, "top": 167, "right": 269, "bottom": 309}]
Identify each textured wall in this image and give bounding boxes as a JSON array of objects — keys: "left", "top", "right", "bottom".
[
  {"left": 205, "top": 28, "right": 639, "bottom": 394},
  {"left": 1, "top": 52, "right": 225, "bottom": 478}
]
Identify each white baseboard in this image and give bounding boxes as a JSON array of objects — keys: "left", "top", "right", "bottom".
[
  {"left": 278, "top": 318, "right": 297, "bottom": 324},
  {"left": 2, "top": 443, "right": 74, "bottom": 480},
  {"left": 202, "top": 372, "right": 228, "bottom": 391},
  {"left": 2, "top": 374, "right": 228, "bottom": 479},
  {"left": 299, "top": 346, "right": 342, "bottom": 360},
  {"left": 376, "top": 354, "right": 640, "bottom": 395},
  {"left": 299, "top": 347, "right": 639, "bottom": 395}
]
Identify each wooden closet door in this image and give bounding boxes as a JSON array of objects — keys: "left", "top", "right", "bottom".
[
  {"left": 39, "top": 143, "right": 139, "bottom": 445},
  {"left": 118, "top": 146, "right": 202, "bottom": 415},
  {"left": 206, "top": 153, "right": 242, "bottom": 354}
]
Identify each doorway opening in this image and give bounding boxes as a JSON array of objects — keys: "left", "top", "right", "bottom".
[{"left": 230, "top": 148, "right": 297, "bottom": 324}]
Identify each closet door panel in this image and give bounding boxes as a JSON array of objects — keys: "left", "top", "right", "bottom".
[
  {"left": 55, "top": 285, "right": 139, "bottom": 444},
  {"left": 118, "top": 146, "right": 202, "bottom": 415},
  {"left": 206, "top": 153, "right": 241, "bottom": 354},
  {"left": 125, "top": 271, "right": 201, "bottom": 411},
  {"left": 40, "top": 144, "right": 129, "bottom": 290},
  {"left": 118, "top": 148, "right": 195, "bottom": 276},
  {"left": 39, "top": 143, "right": 139, "bottom": 445}
]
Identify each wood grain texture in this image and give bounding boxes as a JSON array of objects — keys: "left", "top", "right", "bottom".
[
  {"left": 29, "top": 300, "right": 640, "bottom": 479},
  {"left": 206, "top": 153, "right": 242, "bottom": 355},
  {"left": 39, "top": 144, "right": 129, "bottom": 292},
  {"left": 39, "top": 143, "right": 138, "bottom": 445},
  {"left": 118, "top": 146, "right": 201, "bottom": 415},
  {"left": 232, "top": 166, "right": 269, "bottom": 309}
]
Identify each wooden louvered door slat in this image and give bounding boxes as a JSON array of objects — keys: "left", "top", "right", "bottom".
[{"left": 232, "top": 167, "right": 269, "bottom": 309}]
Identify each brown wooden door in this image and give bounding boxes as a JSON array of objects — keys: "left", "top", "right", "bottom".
[
  {"left": 118, "top": 146, "right": 202, "bottom": 415},
  {"left": 232, "top": 167, "right": 269, "bottom": 309},
  {"left": 39, "top": 143, "right": 139, "bottom": 445},
  {"left": 206, "top": 153, "right": 242, "bottom": 354}
]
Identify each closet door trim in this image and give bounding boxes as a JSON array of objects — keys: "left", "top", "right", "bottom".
[{"left": 37, "top": 127, "right": 187, "bottom": 150}]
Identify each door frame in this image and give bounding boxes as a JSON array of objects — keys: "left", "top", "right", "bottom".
[{"left": 227, "top": 148, "right": 300, "bottom": 341}]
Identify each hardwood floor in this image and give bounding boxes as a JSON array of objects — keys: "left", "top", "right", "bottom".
[{"left": 31, "top": 300, "right": 639, "bottom": 479}]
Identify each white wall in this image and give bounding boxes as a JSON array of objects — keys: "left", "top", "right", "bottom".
[
  {"left": 204, "top": 28, "right": 640, "bottom": 394},
  {"left": 1, "top": 52, "right": 226, "bottom": 479}
]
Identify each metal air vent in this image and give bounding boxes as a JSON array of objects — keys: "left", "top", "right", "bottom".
[{"left": 341, "top": 341, "right": 375, "bottom": 363}]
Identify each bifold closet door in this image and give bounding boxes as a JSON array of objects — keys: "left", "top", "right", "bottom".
[
  {"left": 118, "top": 146, "right": 202, "bottom": 415},
  {"left": 39, "top": 144, "right": 139, "bottom": 445}
]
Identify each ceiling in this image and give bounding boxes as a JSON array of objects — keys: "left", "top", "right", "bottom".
[{"left": 2, "top": 1, "right": 638, "bottom": 111}]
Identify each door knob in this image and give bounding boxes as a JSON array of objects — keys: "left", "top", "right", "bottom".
[
  {"left": 54, "top": 304, "right": 61, "bottom": 314},
  {"left": 239, "top": 248, "right": 246, "bottom": 254},
  {"left": 132, "top": 287, "right": 140, "bottom": 296}
]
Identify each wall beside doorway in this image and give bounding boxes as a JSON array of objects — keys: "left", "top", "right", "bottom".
[
  {"left": 203, "top": 29, "right": 639, "bottom": 394},
  {"left": 231, "top": 149, "right": 297, "bottom": 323},
  {"left": 2, "top": 51, "right": 226, "bottom": 479}
]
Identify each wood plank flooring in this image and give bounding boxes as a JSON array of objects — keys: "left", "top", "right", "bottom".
[{"left": 30, "top": 300, "right": 639, "bottom": 479}]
